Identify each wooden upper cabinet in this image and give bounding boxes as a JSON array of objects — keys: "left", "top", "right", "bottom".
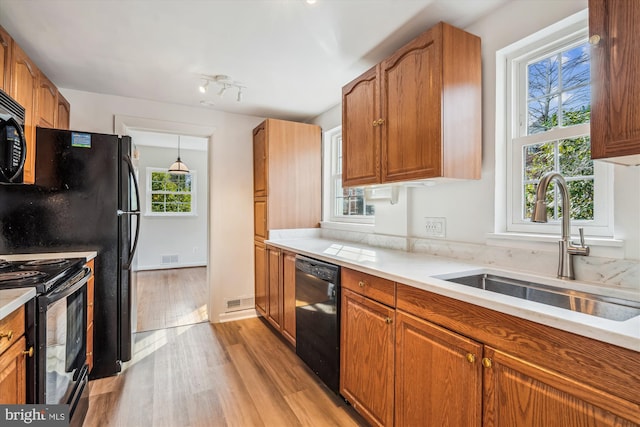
[
  {"left": 56, "top": 91, "right": 70, "bottom": 130},
  {"left": 483, "top": 346, "right": 640, "bottom": 427},
  {"left": 342, "top": 66, "right": 381, "bottom": 186},
  {"left": 342, "top": 22, "right": 481, "bottom": 186},
  {"left": 37, "top": 71, "right": 57, "bottom": 128},
  {"left": 589, "top": 0, "right": 640, "bottom": 165},
  {"left": 9, "top": 42, "right": 38, "bottom": 184},
  {"left": 253, "top": 123, "right": 267, "bottom": 196},
  {"left": 0, "top": 26, "right": 12, "bottom": 92}
]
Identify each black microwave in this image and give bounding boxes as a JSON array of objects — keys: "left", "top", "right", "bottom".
[{"left": 0, "top": 88, "right": 26, "bottom": 184}]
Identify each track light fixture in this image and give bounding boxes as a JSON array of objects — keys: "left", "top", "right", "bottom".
[{"left": 198, "top": 74, "right": 246, "bottom": 103}]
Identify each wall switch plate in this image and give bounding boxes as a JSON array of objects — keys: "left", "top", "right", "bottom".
[{"left": 425, "top": 217, "right": 446, "bottom": 238}]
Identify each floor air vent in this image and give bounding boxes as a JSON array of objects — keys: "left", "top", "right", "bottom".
[
  {"left": 224, "top": 296, "right": 255, "bottom": 313},
  {"left": 161, "top": 254, "right": 179, "bottom": 264}
]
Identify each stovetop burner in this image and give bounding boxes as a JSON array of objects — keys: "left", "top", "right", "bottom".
[
  {"left": 0, "top": 270, "right": 48, "bottom": 285},
  {"left": 0, "top": 257, "right": 86, "bottom": 293},
  {"left": 19, "top": 258, "right": 70, "bottom": 268},
  {"left": 0, "top": 259, "right": 11, "bottom": 270}
]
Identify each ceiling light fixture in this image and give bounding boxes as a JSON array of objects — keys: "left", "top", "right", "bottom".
[
  {"left": 306, "top": 0, "right": 317, "bottom": 4},
  {"left": 168, "top": 135, "right": 190, "bottom": 174},
  {"left": 198, "top": 74, "right": 246, "bottom": 103}
]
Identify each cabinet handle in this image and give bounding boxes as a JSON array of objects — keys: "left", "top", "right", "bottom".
[
  {"left": 385, "top": 317, "right": 393, "bottom": 324},
  {"left": 0, "top": 330, "right": 14, "bottom": 341},
  {"left": 466, "top": 353, "right": 476, "bottom": 363},
  {"left": 358, "top": 280, "right": 366, "bottom": 288},
  {"left": 22, "top": 347, "right": 34, "bottom": 358},
  {"left": 482, "top": 357, "right": 492, "bottom": 368},
  {"left": 588, "top": 34, "right": 601, "bottom": 45},
  {"left": 372, "top": 118, "right": 385, "bottom": 127}
]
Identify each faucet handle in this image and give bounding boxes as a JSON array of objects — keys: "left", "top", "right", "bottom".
[
  {"left": 569, "top": 227, "right": 590, "bottom": 256},
  {"left": 578, "top": 227, "right": 586, "bottom": 247}
]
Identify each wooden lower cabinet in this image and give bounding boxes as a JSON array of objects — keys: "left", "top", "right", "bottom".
[
  {"left": 395, "top": 310, "right": 482, "bottom": 427},
  {"left": 281, "top": 252, "right": 296, "bottom": 345},
  {"left": 0, "top": 306, "right": 28, "bottom": 404},
  {"left": 483, "top": 347, "right": 640, "bottom": 427},
  {"left": 254, "top": 242, "right": 267, "bottom": 317},
  {"left": 267, "top": 246, "right": 282, "bottom": 329},
  {"left": 340, "top": 288, "right": 395, "bottom": 427}
]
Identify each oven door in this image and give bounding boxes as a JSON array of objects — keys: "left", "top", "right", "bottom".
[{"left": 37, "top": 268, "right": 91, "bottom": 407}]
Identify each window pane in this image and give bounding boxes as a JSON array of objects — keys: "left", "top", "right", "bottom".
[
  {"left": 559, "top": 137, "right": 592, "bottom": 176},
  {"left": 561, "top": 86, "right": 590, "bottom": 126},
  {"left": 561, "top": 44, "right": 590, "bottom": 90},
  {"left": 528, "top": 56, "right": 559, "bottom": 99},
  {"left": 568, "top": 179, "right": 594, "bottom": 220},
  {"left": 524, "top": 143, "right": 555, "bottom": 181},
  {"left": 528, "top": 96, "right": 558, "bottom": 134}
]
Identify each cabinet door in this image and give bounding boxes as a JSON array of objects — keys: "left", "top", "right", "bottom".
[
  {"left": 254, "top": 242, "right": 267, "bottom": 317},
  {"left": 281, "top": 252, "right": 296, "bottom": 345},
  {"left": 253, "top": 122, "right": 267, "bottom": 196},
  {"left": 395, "top": 310, "right": 482, "bottom": 427},
  {"left": 254, "top": 198, "right": 267, "bottom": 240},
  {"left": 37, "top": 71, "right": 57, "bottom": 128},
  {"left": 56, "top": 92, "right": 70, "bottom": 129},
  {"left": 267, "top": 247, "right": 282, "bottom": 329},
  {"left": 340, "top": 288, "right": 394, "bottom": 427},
  {"left": 342, "top": 65, "right": 381, "bottom": 187},
  {"left": 483, "top": 346, "right": 640, "bottom": 427},
  {"left": 381, "top": 25, "right": 443, "bottom": 182},
  {"left": 0, "top": 26, "right": 11, "bottom": 91},
  {"left": 0, "top": 336, "right": 27, "bottom": 404},
  {"left": 590, "top": 0, "right": 640, "bottom": 163},
  {"left": 10, "top": 43, "right": 38, "bottom": 184}
]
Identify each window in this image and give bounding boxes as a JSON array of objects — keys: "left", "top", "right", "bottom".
[
  {"left": 501, "top": 11, "right": 612, "bottom": 237},
  {"left": 146, "top": 168, "right": 196, "bottom": 216},
  {"left": 325, "top": 126, "right": 375, "bottom": 223}
]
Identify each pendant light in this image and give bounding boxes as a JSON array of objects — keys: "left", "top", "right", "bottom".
[{"left": 168, "top": 136, "right": 189, "bottom": 174}]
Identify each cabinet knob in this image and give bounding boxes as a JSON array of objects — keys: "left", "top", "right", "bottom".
[
  {"left": 372, "top": 118, "right": 385, "bottom": 127},
  {"left": 385, "top": 317, "right": 393, "bottom": 324},
  {"left": 466, "top": 353, "right": 476, "bottom": 363},
  {"left": 358, "top": 280, "right": 366, "bottom": 288},
  {"left": 0, "top": 330, "right": 14, "bottom": 341},
  {"left": 481, "top": 357, "right": 492, "bottom": 368},
  {"left": 22, "top": 346, "right": 34, "bottom": 358},
  {"left": 589, "top": 34, "right": 601, "bottom": 45}
]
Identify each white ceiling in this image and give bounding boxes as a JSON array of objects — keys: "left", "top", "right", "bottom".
[{"left": 0, "top": 0, "right": 510, "bottom": 122}]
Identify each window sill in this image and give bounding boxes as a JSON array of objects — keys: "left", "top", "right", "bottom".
[
  {"left": 144, "top": 213, "right": 197, "bottom": 218},
  {"left": 487, "top": 232, "right": 623, "bottom": 247}
]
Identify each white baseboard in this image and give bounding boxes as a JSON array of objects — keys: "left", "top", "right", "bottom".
[{"left": 216, "top": 309, "right": 259, "bottom": 323}]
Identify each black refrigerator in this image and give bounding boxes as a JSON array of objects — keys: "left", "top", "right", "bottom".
[{"left": 0, "top": 126, "right": 140, "bottom": 379}]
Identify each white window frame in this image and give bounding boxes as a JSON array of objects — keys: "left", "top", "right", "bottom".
[
  {"left": 499, "top": 10, "right": 613, "bottom": 238},
  {"left": 145, "top": 167, "right": 197, "bottom": 217},
  {"left": 323, "top": 126, "right": 374, "bottom": 224}
]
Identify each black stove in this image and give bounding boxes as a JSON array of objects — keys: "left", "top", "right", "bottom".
[{"left": 0, "top": 257, "right": 86, "bottom": 293}]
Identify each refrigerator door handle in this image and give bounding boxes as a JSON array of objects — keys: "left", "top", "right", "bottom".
[{"left": 123, "top": 154, "right": 141, "bottom": 270}]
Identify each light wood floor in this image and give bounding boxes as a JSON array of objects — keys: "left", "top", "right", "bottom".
[
  {"left": 135, "top": 267, "right": 208, "bottom": 332},
  {"left": 84, "top": 318, "right": 365, "bottom": 427}
]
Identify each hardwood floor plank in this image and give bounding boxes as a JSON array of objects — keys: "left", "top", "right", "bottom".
[{"left": 85, "top": 318, "right": 365, "bottom": 427}]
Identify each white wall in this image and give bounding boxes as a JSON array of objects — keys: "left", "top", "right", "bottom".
[
  {"left": 313, "top": 0, "right": 640, "bottom": 262},
  {"left": 130, "top": 132, "right": 208, "bottom": 270},
  {"left": 61, "top": 88, "right": 264, "bottom": 322}
]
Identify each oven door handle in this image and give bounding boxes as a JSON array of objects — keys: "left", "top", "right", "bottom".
[{"left": 44, "top": 267, "right": 92, "bottom": 304}]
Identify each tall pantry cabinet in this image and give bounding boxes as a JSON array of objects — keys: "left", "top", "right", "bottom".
[{"left": 253, "top": 119, "right": 321, "bottom": 330}]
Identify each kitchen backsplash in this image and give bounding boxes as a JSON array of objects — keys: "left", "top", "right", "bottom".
[{"left": 315, "top": 228, "right": 640, "bottom": 291}]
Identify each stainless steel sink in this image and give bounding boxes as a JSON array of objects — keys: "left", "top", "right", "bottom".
[{"left": 444, "top": 273, "right": 640, "bottom": 322}]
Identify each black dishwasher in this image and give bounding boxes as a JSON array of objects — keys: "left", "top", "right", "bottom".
[{"left": 295, "top": 254, "right": 341, "bottom": 393}]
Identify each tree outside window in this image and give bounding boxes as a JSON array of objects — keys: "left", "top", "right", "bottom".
[{"left": 147, "top": 168, "right": 196, "bottom": 215}]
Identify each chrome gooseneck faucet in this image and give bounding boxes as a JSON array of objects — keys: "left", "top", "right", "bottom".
[{"left": 531, "top": 172, "right": 589, "bottom": 280}]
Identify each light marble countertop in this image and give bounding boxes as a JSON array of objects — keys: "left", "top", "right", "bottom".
[
  {"left": 0, "top": 251, "right": 97, "bottom": 320},
  {"left": 0, "top": 288, "right": 35, "bottom": 320},
  {"left": 267, "top": 237, "right": 640, "bottom": 352}
]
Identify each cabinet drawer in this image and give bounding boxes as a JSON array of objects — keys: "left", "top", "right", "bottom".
[
  {"left": 0, "top": 306, "right": 25, "bottom": 356},
  {"left": 342, "top": 268, "right": 395, "bottom": 307}
]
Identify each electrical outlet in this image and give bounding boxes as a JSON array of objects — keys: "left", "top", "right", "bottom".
[{"left": 425, "top": 217, "right": 446, "bottom": 238}]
